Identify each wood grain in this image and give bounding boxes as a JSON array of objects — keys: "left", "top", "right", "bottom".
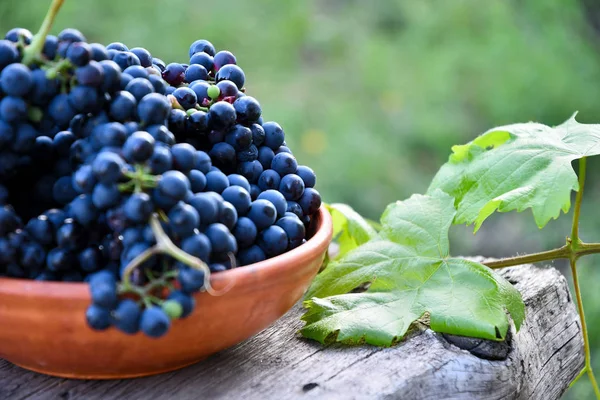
[{"left": 0, "top": 264, "right": 583, "bottom": 400}]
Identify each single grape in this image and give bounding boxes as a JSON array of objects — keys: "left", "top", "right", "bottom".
[
  {"left": 279, "top": 174, "right": 305, "bottom": 201},
  {"left": 112, "top": 299, "right": 141, "bottom": 334},
  {"left": 140, "top": 307, "right": 171, "bottom": 338},
  {"left": 247, "top": 199, "right": 277, "bottom": 230}
]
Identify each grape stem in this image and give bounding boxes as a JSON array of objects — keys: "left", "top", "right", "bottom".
[
  {"left": 21, "top": 0, "right": 66, "bottom": 65},
  {"left": 121, "top": 214, "right": 234, "bottom": 296}
]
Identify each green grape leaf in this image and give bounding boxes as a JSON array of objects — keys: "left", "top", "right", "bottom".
[
  {"left": 326, "top": 203, "right": 378, "bottom": 261},
  {"left": 302, "top": 190, "right": 524, "bottom": 346},
  {"left": 428, "top": 114, "right": 600, "bottom": 231}
]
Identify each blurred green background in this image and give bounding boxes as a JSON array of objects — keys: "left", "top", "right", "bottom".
[{"left": 2, "top": 0, "right": 600, "bottom": 397}]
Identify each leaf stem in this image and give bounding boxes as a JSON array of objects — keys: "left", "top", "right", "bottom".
[
  {"left": 21, "top": 0, "right": 65, "bottom": 65},
  {"left": 570, "top": 258, "right": 600, "bottom": 399},
  {"left": 571, "top": 157, "right": 587, "bottom": 247},
  {"left": 484, "top": 245, "right": 570, "bottom": 269}
]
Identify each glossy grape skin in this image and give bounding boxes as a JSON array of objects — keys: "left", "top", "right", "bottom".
[
  {"left": 257, "top": 146, "right": 275, "bottom": 170},
  {"left": 53, "top": 176, "right": 78, "bottom": 205},
  {"left": 171, "top": 143, "right": 197, "bottom": 172},
  {"left": 66, "top": 42, "right": 92, "bottom": 66},
  {"left": 181, "top": 233, "right": 212, "bottom": 262},
  {"left": 219, "top": 201, "right": 238, "bottom": 230},
  {"left": 86, "top": 304, "right": 112, "bottom": 330},
  {"left": 130, "top": 47, "right": 152, "bottom": 67},
  {"left": 233, "top": 216, "right": 257, "bottom": 249},
  {"left": 184, "top": 64, "right": 208, "bottom": 82},
  {"left": 162, "top": 63, "right": 186, "bottom": 86},
  {"left": 92, "top": 183, "right": 121, "bottom": 210},
  {"left": 0, "top": 40, "right": 18, "bottom": 68},
  {"left": 109, "top": 91, "right": 136, "bottom": 122},
  {"left": 106, "top": 42, "right": 128, "bottom": 51},
  {"left": 173, "top": 87, "right": 198, "bottom": 110},
  {"left": 247, "top": 199, "right": 277, "bottom": 230},
  {"left": 138, "top": 93, "right": 171, "bottom": 125},
  {"left": 99, "top": 60, "right": 122, "bottom": 93},
  {"left": 279, "top": 174, "right": 305, "bottom": 201},
  {"left": 215, "top": 64, "right": 245, "bottom": 89},
  {"left": 89, "top": 43, "right": 109, "bottom": 61},
  {"left": 78, "top": 247, "right": 102, "bottom": 273},
  {"left": 237, "top": 245, "right": 266, "bottom": 266},
  {"left": 205, "top": 170, "right": 230, "bottom": 193},
  {"left": 189, "top": 52, "right": 214, "bottom": 72},
  {"left": 158, "top": 170, "right": 190, "bottom": 201},
  {"left": 112, "top": 51, "right": 141, "bottom": 70},
  {"left": 168, "top": 202, "right": 200, "bottom": 237},
  {"left": 124, "top": 65, "right": 149, "bottom": 79},
  {"left": 189, "top": 81, "right": 211, "bottom": 105},
  {"left": 140, "top": 307, "right": 171, "bottom": 338},
  {"left": 296, "top": 165, "right": 316, "bottom": 188},
  {"left": 70, "top": 194, "right": 99, "bottom": 226},
  {"left": 225, "top": 125, "right": 252, "bottom": 151},
  {"left": 0, "top": 96, "right": 28, "bottom": 124},
  {"left": 1, "top": 63, "right": 33, "bottom": 97},
  {"left": 188, "top": 170, "right": 207, "bottom": 193},
  {"left": 298, "top": 188, "right": 322, "bottom": 216},
  {"left": 209, "top": 143, "right": 237, "bottom": 173},
  {"left": 271, "top": 153, "right": 298, "bottom": 177},
  {"left": 215, "top": 80, "right": 238, "bottom": 99},
  {"left": 112, "top": 299, "right": 141, "bottom": 334},
  {"left": 206, "top": 223, "right": 237, "bottom": 253},
  {"left": 258, "top": 225, "right": 288, "bottom": 257},
  {"left": 123, "top": 192, "right": 154, "bottom": 223},
  {"left": 123, "top": 131, "right": 155, "bottom": 163},
  {"left": 227, "top": 174, "right": 251, "bottom": 192},
  {"left": 208, "top": 101, "right": 236, "bottom": 131},
  {"left": 189, "top": 39, "right": 216, "bottom": 57},
  {"left": 237, "top": 160, "right": 263, "bottom": 183},
  {"left": 92, "top": 152, "right": 125, "bottom": 184},
  {"left": 213, "top": 50, "right": 237, "bottom": 71},
  {"left": 188, "top": 193, "right": 220, "bottom": 226},
  {"left": 125, "top": 78, "right": 154, "bottom": 102},
  {"left": 257, "top": 169, "right": 281, "bottom": 191},
  {"left": 258, "top": 190, "right": 287, "bottom": 217}
]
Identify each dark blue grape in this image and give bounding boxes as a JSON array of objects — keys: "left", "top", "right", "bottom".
[
  {"left": 124, "top": 65, "right": 149, "bottom": 79},
  {"left": 68, "top": 85, "right": 101, "bottom": 113},
  {"left": 70, "top": 194, "right": 99, "bottom": 226},
  {"left": 209, "top": 143, "right": 236, "bottom": 173},
  {"left": 213, "top": 50, "right": 237, "bottom": 71},
  {"left": 215, "top": 64, "right": 245, "bottom": 89},
  {"left": 158, "top": 170, "right": 190, "bottom": 201},
  {"left": 233, "top": 217, "right": 257, "bottom": 249},
  {"left": 123, "top": 192, "right": 154, "bottom": 223},
  {"left": 189, "top": 39, "right": 215, "bottom": 57},
  {"left": 112, "top": 51, "right": 140, "bottom": 70},
  {"left": 194, "top": 151, "right": 212, "bottom": 174},
  {"left": 233, "top": 96, "right": 261, "bottom": 125},
  {"left": 185, "top": 64, "right": 208, "bottom": 82},
  {"left": 188, "top": 170, "right": 207, "bottom": 193},
  {"left": 296, "top": 165, "right": 316, "bottom": 188},
  {"left": 227, "top": 174, "right": 251, "bottom": 192},
  {"left": 125, "top": 77, "right": 154, "bottom": 101},
  {"left": 130, "top": 47, "right": 152, "bottom": 67},
  {"left": 5, "top": 27, "right": 32, "bottom": 43},
  {"left": 298, "top": 188, "right": 322, "bottom": 215},
  {"left": 271, "top": 153, "right": 298, "bottom": 176},
  {"left": 205, "top": 170, "right": 230, "bottom": 193},
  {"left": 181, "top": 233, "right": 212, "bottom": 262},
  {"left": 99, "top": 60, "right": 122, "bottom": 93},
  {"left": 177, "top": 267, "right": 205, "bottom": 294},
  {"left": 149, "top": 144, "right": 173, "bottom": 174},
  {"left": 171, "top": 143, "right": 197, "bottom": 172},
  {"left": 189, "top": 51, "right": 214, "bottom": 72},
  {"left": 275, "top": 145, "right": 292, "bottom": 154},
  {"left": 53, "top": 176, "right": 78, "bottom": 205},
  {"left": 78, "top": 247, "right": 102, "bottom": 273},
  {"left": 43, "top": 208, "right": 66, "bottom": 229},
  {"left": 138, "top": 93, "right": 171, "bottom": 125},
  {"left": 56, "top": 220, "right": 85, "bottom": 249},
  {"left": 276, "top": 215, "right": 306, "bottom": 246},
  {"left": 0, "top": 96, "right": 28, "bottom": 123},
  {"left": 20, "top": 242, "right": 46, "bottom": 269},
  {"left": 72, "top": 165, "right": 96, "bottom": 194},
  {"left": 258, "top": 190, "right": 287, "bottom": 217},
  {"left": 168, "top": 202, "right": 200, "bottom": 237},
  {"left": 262, "top": 122, "right": 285, "bottom": 150},
  {"left": 250, "top": 184, "right": 261, "bottom": 201},
  {"left": 162, "top": 63, "right": 186, "bottom": 86},
  {"left": 225, "top": 125, "right": 252, "bottom": 151},
  {"left": 258, "top": 169, "right": 281, "bottom": 191},
  {"left": 257, "top": 146, "right": 275, "bottom": 169},
  {"left": 258, "top": 225, "right": 288, "bottom": 257},
  {"left": 92, "top": 152, "right": 125, "bottom": 184},
  {"left": 107, "top": 42, "right": 128, "bottom": 51},
  {"left": 123, "top": 131, "right": 155, "bottom": 162},
  {"left": 0, "top": 120, "right": 14, "bottom": 148},
  {"left": 173, "top": 87, "right": 197, "bottom": 110},
  {"left": 219, "top": 201, "right": 238, "bottom": 230},
  {"left": 89, "top": 43, "right": 109, "bottom": 61},
  {"left": 140, "top": 307, "right": 170, "bottom": 338},
  {"left": 247, "top": 199, "right": 277, "bottom": 230},
  {"left": 13, "top": 124, "right": 37, "bottom": 153},
  {"left": 216, "top": 80, "right": 238, "bottom": 99},
  {"left": 237, "top": 160, "right": 263, "bottom": 183},
  {"left": 189, "top": 81, "right": 211, "bottom": 105},
  {"left": 188, "top": 193, "right": 220, "bottom": 226},
  {"left": 0, "top": 63, "right": 33, "bottom": 96},
  {"left": 222, "top": 186, "right": 251, "bottom": 215},
  {"left": 53, "top": 131, "right": 76, "bottom": 157},
  {"left": 279, "top": 174, "right": 305, "bottom": 201},
  {"left": 66, "top": 42, "right": 91, "bottom": 66},
  {"left": 92, "top": 183, "right": 121, "bottom": 209},
  {"left": 205, "top": 223, "right": 237, "bottom": 253},
  {"left": 46, "top": 247, "right": 75, "bottom": 272},
  {"left": 91, "top": 122, "right": 127, "bottom": 149},
  {"left": 58, "top": 28, "right": 86, "bottom": 43},
  {"left": 0, "top": 40, "right": 18, "bottom": 68},
  {"left": 152, "top": 57, "right": 166, "bottom": 71},
  {"left": 148, "top": 75, "right": 168, "bottom": 95},
  {"left": 109, "top": 91, "right": 136, "bottom": 122},
  {"left": 208, "top": 101, "right": 236, "bottom": 131},
  {"left": 112, "top": 299, "right": 142, "bottom": 334},
  {"left": 238, "top": 245, "right": 266, "bottom": 266},
  {"left": 86, "top": 304, "right": 111, "bottom": 330}
]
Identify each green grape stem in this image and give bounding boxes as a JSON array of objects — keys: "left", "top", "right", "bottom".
[{"left": 21, "top": 0, "right": 66, "bottom": 65}]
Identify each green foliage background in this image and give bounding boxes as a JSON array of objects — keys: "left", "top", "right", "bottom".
[{"left": 1, "top": 0, "right": 600, "bottom": 397}]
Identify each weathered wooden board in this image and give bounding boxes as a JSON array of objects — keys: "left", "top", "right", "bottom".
[{"left": 0, "top": 264, "right": 584, "bottom": 400}]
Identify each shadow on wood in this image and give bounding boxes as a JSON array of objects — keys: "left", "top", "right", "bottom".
[{"left": 0, "top": 264, "right": 584, "bottom": 400}]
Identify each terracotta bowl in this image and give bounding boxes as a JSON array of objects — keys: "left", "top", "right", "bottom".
[{"left": 0, "top": 206, "right": 332, "bottom": 379}]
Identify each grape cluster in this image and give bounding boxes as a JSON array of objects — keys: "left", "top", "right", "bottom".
[{"left": 0, "top": 22, "right": 321, "bottom": 338}]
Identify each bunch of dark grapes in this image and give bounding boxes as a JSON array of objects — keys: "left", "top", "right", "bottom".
[{"left": 0, "top": 19, "right": 321, "bottom": 338}]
